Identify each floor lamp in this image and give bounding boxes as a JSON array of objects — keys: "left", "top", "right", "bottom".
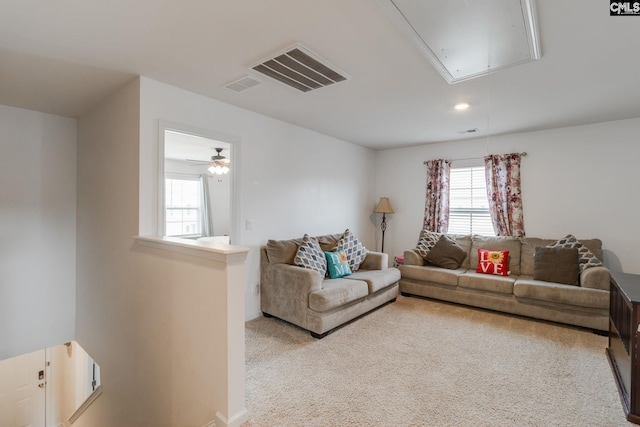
[{"left": 374, "top": 197, "right": 395, "bottom": 252}]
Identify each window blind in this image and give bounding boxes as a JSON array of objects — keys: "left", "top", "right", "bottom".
[{"left": 448, "top": 166, "right": 495, "bottom": 236}]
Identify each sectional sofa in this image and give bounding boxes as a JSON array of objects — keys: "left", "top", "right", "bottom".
[{"left": 399, "top": 233, "right": 611, "bottom": 331}]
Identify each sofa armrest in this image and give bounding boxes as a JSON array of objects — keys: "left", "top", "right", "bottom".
[
  {"left": 580, "top": 266, "right": 611, "bottom": 291},
  {"left": 264, "top": 263, "right": 323, "bottom": 294},
  {"left": 261, "top": 263, "right": 324, "bottom": 325},
  {"left": 403, "top": 250, "right": 424, "bottom": 266},
  {"left": 360, "top": 251, "right": 388, "bottom": 270}
]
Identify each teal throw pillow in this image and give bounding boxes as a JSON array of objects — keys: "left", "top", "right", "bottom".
[{"left": 325, "top": 250, "right": 352, "bottom": 279}]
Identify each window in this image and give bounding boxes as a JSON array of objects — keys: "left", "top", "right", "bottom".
[
  {"left": 165, "top": 176, "right": 202, "bottom": 237},
  {"left": 448, "top": 166, "right": 495, "bottom": 236}
]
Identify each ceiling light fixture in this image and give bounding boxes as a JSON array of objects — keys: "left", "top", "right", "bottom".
[
  {"left": 207, "top": 148, "right": 230, "bottom": 175},
  {"left": 454, "top": 102, "right": 470, "bottom": 111}
]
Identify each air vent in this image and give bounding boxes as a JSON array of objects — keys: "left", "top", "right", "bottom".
[
  {"left": 225, "top": 76, "right": 262, "bottom": 92},
  {"left": 251, "top": 44, "right": 348, "bottom": 92}
]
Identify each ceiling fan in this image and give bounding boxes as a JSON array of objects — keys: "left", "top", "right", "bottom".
[{"left": 186, "top": 148, "right": 230, "bottom": 175}]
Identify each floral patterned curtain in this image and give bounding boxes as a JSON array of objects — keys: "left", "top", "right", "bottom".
[
  {"left": 484, "top": 153, "right": 525, "bottom": 238},
  {"left": 423, "top": 159, "right": 451, "bottom": 233}
]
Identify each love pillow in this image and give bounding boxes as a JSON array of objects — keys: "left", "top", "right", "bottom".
[{"left": 476, "top": 249, "right": 510, "bottom": 276}]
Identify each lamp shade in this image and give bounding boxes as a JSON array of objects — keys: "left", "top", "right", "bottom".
[{"left": 374, "top": 197, "right": 395, "bottom": 214}]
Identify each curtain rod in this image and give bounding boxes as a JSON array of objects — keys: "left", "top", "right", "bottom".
[{"left": 423, "top": 152, "right": 527, "bottom": 164}]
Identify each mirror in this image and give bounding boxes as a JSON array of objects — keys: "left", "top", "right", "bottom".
[{"left": 159, "top": 123, "right": 236, "bottom": 244}]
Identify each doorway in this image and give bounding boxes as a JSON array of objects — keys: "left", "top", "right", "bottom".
[{"left": 0, "top": 342, "right": 101, "bottom": 427}]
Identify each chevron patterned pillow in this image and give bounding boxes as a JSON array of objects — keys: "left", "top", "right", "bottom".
[
  {"left": 294, "top": 234, "right": 327, "bottom": 276},
  {"left": 336, "top": 229, "right": 368, "bottom": 271},
  {"left": 415, "top": 229, "right": 441, "bottom": 259},
  {"left": 547, "top": 234, "right": 603, "bottom": 272}
]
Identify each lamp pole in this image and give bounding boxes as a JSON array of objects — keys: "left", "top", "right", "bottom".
[
  {"left": 374, "top": 197, "right": 394, "bottom": 253},
  {"left": 380, "top": 212, "right": 388, "bottom": 253}
]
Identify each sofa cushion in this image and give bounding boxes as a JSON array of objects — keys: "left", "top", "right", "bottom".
[
  {"left": 336, "top": 229, "right": 368, "bottom": 271},
  {"left": 308, "top": 279, "right": 369, "bottom": 312},
  {"left": 476, "top": 249, "right": 510, "bottom": 276},
  {"left": 346, "top": 268, "right": 401, "bottom": 293},
  {"left": 514, "top": 278, "right": 609, "bottom": 309},
  {"left": 415, "top": 229, "right": 441, "bottom": 259},
  {"left": 400, "top": 264, "right": 464, "bottom": 287},
  {"left": 521, "top": 238, "right": 556, "bottom": 276},
  {"left": 470, "top": 235, "right": 521, "bottom": 275},
  {"left": 521, "top": 237, "right": 604, "bottom": 276},
  {"left": 458, "top": 271, "right": 516, "bottom": 294},
  {"left": 547, "top": 234, "right": 603, "bottom": 272},
  {"left": 426, "top": 235, "right": 467, "bottom": 269},
  {"left": 325, "top": 250, "right": 352, "bottom": 279},
  {"left": 533, "top": 247, "right": 579, "bottom": 286},
  {"left": 446, "top": 234, "right": 472, "bottom": 269},
  {"left": 317, "top": 234, "right": 341, "bottom": 252},
  {"left": 294, "top": 234, "right": 327, "bottom": 275},
  {"left": 266, "top": 237, "right": 303, "bottom": 264}
]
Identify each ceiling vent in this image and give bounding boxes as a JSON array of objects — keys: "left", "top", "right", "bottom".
[
  {"left": 251, "top": 44, "right": 349, "bottom": 92},
  {"left": 225, "top": 75, "right": 262, "bottom": 92}
]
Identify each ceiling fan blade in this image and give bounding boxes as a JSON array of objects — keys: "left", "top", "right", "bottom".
[{"left": 184, "top": 159, "right": 210, "bottom": 164}]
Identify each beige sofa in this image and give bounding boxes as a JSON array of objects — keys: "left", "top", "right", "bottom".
[
  {"left": 260, "top": 233, "right": 400, "bottom": 338},
  {"left": 400, "top": 234, "right": 611, "bottom": 331}
]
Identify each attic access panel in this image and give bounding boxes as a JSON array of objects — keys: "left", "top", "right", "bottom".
[{"left": 377, "top": 0, "right": 541, "bottom": 84}]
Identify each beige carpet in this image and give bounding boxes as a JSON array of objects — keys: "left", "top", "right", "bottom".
[{"left": 244, "top": 295, "right": 631, "bottom": 426}]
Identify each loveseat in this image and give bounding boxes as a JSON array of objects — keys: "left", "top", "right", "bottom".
[
  {"left": 399, "top": 233, "right": 611, "bottom": 331},
  {"left": 260, "top": 231, "right": 400, "bottom": 338}
]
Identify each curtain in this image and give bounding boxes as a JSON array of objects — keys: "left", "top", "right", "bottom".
[
  {"left": 484, "top": 153, "right": 525, "bottom": 238},
  {"left": 200, "top": 174, "right": 214, "bottom": 237},
  {"left": 423, "top": 159, "right": 452, "bottom": 233}
]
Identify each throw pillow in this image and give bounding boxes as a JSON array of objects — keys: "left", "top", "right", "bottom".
[
  {"left": 415, "top": 229, "right": 441, "bottom": 259},
  {"left": 533, "top": 247, "right": 580, "bottom": 286},
  {"left": 547, "top": 234, "right": 603, "bottom": 272},
  {"left": 476, "top": 249, "right": 510, "bottom": 276},
  {"left": 325, "top": 250, "right": 352, "bottom": 279},
  {"left": 336, "top": 229, "right": 368, "bottom": 271},
  {"left": 426, "top": 235, "right": 467, "bottom": 269},
  {"left": 294, "top": 234, "right": 327, "bottom": 276}
]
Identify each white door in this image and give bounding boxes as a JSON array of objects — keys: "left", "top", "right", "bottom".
[{"left": 0, "top": 349, "right": 46, "bottom": 427}]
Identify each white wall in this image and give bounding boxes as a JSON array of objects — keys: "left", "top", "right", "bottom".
[
  {"left": 375, "top": 117, "right": 640, "bottom": 274},
  {"left": 77, "top": 77, "right": 243, "bottom": 427},
  {"left": 0, "top": 105, "right": 76, "bottom": 361},
  {"left": 139, "top": 77, "right": 378, "bottom": 320},
  {"left": 75, "top": 74, "right": 373, "bottom": 426}
]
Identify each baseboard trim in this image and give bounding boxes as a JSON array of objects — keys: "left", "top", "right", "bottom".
[{"left": 215, "top": 408, "right": 249, "bottom": 427}]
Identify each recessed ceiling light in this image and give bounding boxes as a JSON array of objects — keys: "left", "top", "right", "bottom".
[{"left": 454, "top": 102, "right": 470, "bottom": 111}]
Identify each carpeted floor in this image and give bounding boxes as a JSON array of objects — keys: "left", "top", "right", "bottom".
[{"left": 244, "top": 295, "right": 631, "bottom": 426}]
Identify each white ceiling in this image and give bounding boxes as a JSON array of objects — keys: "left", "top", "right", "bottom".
[
  {"left": 165, "top": 130, "right": 231, "bottom": 162},
  {"left": 1, "top": 0, "right": 639, "bottom": 150}
]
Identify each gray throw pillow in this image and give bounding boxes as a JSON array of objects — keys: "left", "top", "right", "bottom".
[
  {"left": 533, "top": 247, "right": 580, "bottom": 286},
  {"left": 426, "top": 235, "right": 467, "bottom": 269}
]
